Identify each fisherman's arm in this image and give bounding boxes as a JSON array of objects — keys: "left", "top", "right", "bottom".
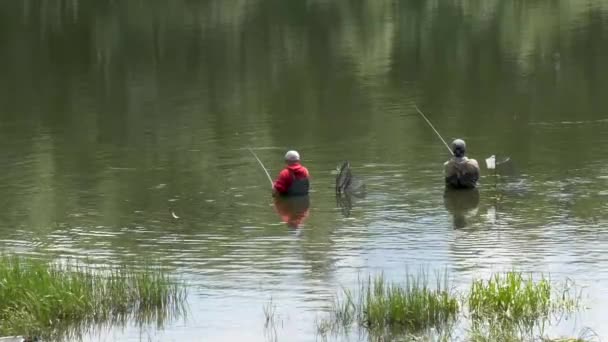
[
  {"left": 272, "top": 169, "right": 291, "bottom": 195},
  {"left": 444, "top": 159, "right": 453, "bottom": 177},
  {"left": 467, "top": 159, "right": 480, "bottom": 181}
]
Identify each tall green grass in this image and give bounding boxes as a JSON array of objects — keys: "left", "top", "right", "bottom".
[
  {"left": 468, "top": 271, "right": 585, "bottom": 342},
  {"left": 469, "top": 272, "right": 581, "bottom": 326},
  {"left": 361, "top": 273, "right": 459, "bottom": 331},
  {"left": 469, "top": 272, "right": 551, "bottom": 325},
  {"left": 322, "top": 272, "right": 459, "bottom": 335},
  {"left": 0, "top": 255, "right": 187, "bottom": 339},
  {"left": 318, "top": 270, "right": 584, "bottom": 341}
]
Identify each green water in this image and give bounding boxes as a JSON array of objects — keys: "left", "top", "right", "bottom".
[{"left": 1, "top": 1, "right": 608, "bottom": 340}]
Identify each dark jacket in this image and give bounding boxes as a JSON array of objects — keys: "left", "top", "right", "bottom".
[{"left": 444, "top": 157, "right": 480, "bottom": 189}]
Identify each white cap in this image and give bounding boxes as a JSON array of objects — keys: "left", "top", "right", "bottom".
[{"left": 284, "top": 150, "right": 300, "bottom": 162}]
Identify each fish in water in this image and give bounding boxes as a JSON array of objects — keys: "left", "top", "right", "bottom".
[{"left": 335, "top": 161, "right": 365, "bottom": 196}]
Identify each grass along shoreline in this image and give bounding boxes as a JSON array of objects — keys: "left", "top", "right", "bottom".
[
  {"left": 0, "top": 255, "right": 187, "bottom": 340},
  {"left": 316, "top": 270, "right": 586, "bottom": 341}
]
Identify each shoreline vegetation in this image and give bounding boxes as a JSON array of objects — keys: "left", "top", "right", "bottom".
[
  {"left": 308, "top": 270, "right": 592, "bottom": 342},
  {"left": 0, "top": 255, "right": 187, "bottom": 341}
]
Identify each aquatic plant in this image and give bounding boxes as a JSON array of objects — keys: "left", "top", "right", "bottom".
[
  {"left": 468, "top": 271, "right": 583, "bottom": 328},
  {"left": 468, "top": 322, "right": 523, "bottom": 342},
  {"left": 316, "top": 270, "right": 586, "bottom": 341},
  {"left": 321, "top": 271, "right": 459, "bottom": 336},
  {"left": 263, "top": 297, "right": 277, "bottom": 329},
  {"left": 469, "top": 272, "right": 552, "bottom": 325},
  {"left": 263, "top": 297, "right": 284, "bottom": 342},
  {"left": 0, "top": 255, "right": 187, "bottom": 340},
  {"left": 361, "top": 273, "right": 459, "bottom": 331}
]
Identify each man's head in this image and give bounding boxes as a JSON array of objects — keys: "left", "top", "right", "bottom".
[
  {"left": 284, "top": 150, "right": 300, "bottom": 165},
  {"left": 451, "top": 139, "right": 466, "bottom": 158}
]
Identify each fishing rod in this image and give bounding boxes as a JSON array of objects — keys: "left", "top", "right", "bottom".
[
  {"left": 247, "top": 148, "right": 274, "bottom": 188},
  {"left": 413, "top": 105, "right": 454, "bottom": 156}
]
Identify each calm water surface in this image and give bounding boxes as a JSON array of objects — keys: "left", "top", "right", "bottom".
[{"left": 2, "top": 1, "right": 608, "bottom": 341}]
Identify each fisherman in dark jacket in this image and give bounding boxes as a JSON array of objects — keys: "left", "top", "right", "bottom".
[
  {"left": 444, "top": 139, "right": 480, "bottom": 189},
  {"left": 272, "top": 150, "right": 310, "bottom": 197}
]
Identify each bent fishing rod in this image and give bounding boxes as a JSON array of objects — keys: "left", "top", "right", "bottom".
[
  {"left": 413, "top": 105, "right": 454, "bottom": 156},
  {"left": 247, "top": 148, "right": 274, "bottom": 188}
]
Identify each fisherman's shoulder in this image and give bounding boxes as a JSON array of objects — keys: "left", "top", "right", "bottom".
[
  {"left": 467, "top": 158, "right": 480, "bottom": 168},
  {"left": 278, "top": 168, "right": 292, "bottom": 177}
]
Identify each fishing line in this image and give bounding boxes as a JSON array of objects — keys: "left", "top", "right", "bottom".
[
  {"left": 247, "top": 148, "right": 274, "bottom": 188},
  {"left": 413, "top": 105, "right": 454, "bottom": 156}
]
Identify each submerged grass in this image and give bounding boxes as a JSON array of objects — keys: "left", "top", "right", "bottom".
[
  {"left": 263, "top": 298, "right": 281, "bottom": 342},
  {"left": 469, "top": 325, "right": 598, "bottom": 342},
  {"left": 540, "top": 328, "right": 599, "bottom": 342},
  {"left": 0, "top": 255, "right": 187, "bottom": 340}
]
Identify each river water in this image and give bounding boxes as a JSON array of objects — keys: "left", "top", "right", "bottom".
[{"left": 1, "top": 1, "right": 608, "bottom": 341}]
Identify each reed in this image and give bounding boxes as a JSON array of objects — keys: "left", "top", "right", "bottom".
[
  {"left": 469, "top": 272, "right": 552, "bottom": 325},
  {"left": 317, "top": 270, "right": 585, "bottom": 341},
  {"left": 0, "top": 255, "right": 187, "bottom": 339},
  {"left": 323, "top": 271, "right": 459, "bottom": 334}
]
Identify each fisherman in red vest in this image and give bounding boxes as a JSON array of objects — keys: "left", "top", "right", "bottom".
[{"left": 272, "top": 150, "right": 310, "bottom": 197}]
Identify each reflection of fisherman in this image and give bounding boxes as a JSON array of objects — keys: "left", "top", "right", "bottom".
[
  {"left": 272, "top": 150, "right": 310, "bottom": 197},
  {"left": 273, "top": 196, "right": 310, "bottom": 228},
  {"left": 444, "top": 139, "right": 480, "bottom": 189},
  {"left": 444, "top": 188, "right": 480, "bottom": 229}
]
